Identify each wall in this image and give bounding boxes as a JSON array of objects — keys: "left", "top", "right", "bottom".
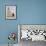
[
  {"left": 17, "top": 0, "right": 46, "bottom": 24},
  {"left": 0, "top": 0, "right": 46, "bottom": 44},
  {"left": 0, "top": 0, "right": 18, "bottom": 44}
]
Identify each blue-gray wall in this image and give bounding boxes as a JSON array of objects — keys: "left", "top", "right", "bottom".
[{"left": 0, "top": 0, "right": 46, "bottom": 44}]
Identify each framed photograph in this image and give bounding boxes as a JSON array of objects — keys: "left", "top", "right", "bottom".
[{"left": 5, "top": 5, "right": 16, "bottom": 20}]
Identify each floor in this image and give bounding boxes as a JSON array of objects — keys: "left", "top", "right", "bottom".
[
  {"left": 19, "top": 39, "right": 46, "bottom": 46},
  {"left": 0, "top": 44, "right": 18, "bottom": 46},
  {"left": 0, "top": 40, "right": 46, "bottom": 46}
]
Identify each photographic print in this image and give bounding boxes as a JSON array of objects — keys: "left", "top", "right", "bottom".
[{"left": 5, "top": 5, "right": 16, "bottom": 20}]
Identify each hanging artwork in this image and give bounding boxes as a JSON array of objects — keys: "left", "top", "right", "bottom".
[{"left": 5, "top": 5, "right": 16, "bottom": 20}]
